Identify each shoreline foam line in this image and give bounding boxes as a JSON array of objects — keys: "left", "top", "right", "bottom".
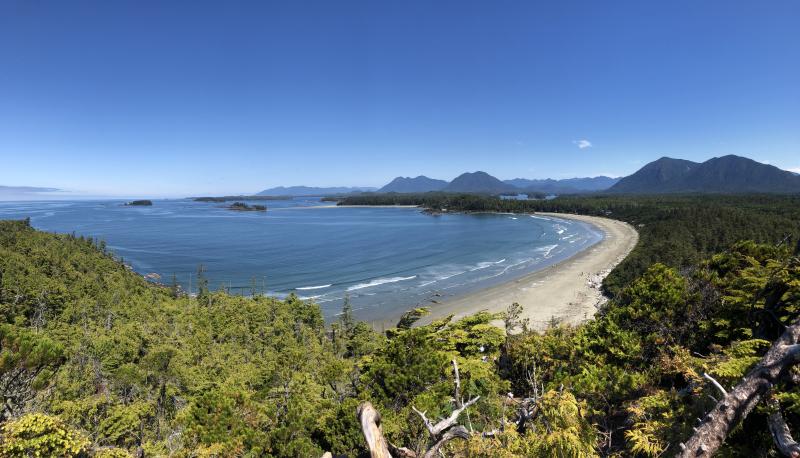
[
  {"left": 347, "top": 275, "right": 417, "bottom": 292},
  {"left": 407, "top": 213, "right": 639, "bottom": 332},
  {"left": 296, "top": 284, "right": 332, "bottom": 290}
]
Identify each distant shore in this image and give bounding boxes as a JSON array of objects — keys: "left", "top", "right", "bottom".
[{"left": 412, "top": 213, "right": 639, "bottom": 331}]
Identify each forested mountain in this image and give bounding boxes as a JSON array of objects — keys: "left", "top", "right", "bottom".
[
  {"left": 504, "top": 176, "right": 619, "bottom": 193},
  {"left": 443, "top": 171, "right": 518, "bottom": 194},
  {"left": 378, "top": 175, "right": 448, "bottom": 193},
  {"left": 610, "top": 155, "right": 800, "bottom": 193},
  {"left": 256, "top": 186, "right": 376, "bottom": 196},
  {"left": 609, "top": 157, "right": 699, "bottom": 193}
]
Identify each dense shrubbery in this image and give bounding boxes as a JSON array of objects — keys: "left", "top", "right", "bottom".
[{"left": 1, "top": 203, "right": 799, "bottom": 456}]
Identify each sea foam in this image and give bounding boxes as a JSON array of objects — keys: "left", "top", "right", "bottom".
[
  {"left": 347, "top": 275, "right": 417, "bottom": 291},
  {"left": 296, "top": 284, "right": 332, "bottom": 291}
]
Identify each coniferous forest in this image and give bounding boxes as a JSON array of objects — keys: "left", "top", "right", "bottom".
[{"left": 1, "top": 193, "right": 800, "bottom": 457}]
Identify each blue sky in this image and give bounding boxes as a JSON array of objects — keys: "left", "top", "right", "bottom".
[{"left": 1, "top": 1, "right": 798, "bottom": 197}]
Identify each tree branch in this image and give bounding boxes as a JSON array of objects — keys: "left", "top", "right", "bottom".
[
  {"left": 452, "top": 359, "right": 462, "bottom": 408},
  {"left": 422, "top": 425, "right": 470, "bottom": 458},
  {"left": 678, "top": 319, "right": 800, "bottom": 457},
  {"left": 412, "top": 396, "right": 480, "bottom": 438},
  {"left": 768, "top": 398, "right": 800, "bottom": 458},
  {"left": 703, "top": 372, "right": 728, "bottom": 396},
  {"left": 357, "top": 402, "right": 392, "bottom": 458}
]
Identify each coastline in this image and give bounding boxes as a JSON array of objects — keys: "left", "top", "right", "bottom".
[{"left": 413, "top": 213, "right": 639, "bottom": 331}]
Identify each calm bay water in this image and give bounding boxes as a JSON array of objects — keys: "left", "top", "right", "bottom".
[{"left": 0, "top": 198, "right": 603, "bottom": 321}]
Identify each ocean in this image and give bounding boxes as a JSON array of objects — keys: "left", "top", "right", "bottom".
[{"left": 0, "top": 198, "right": 603, "bottom": 322}]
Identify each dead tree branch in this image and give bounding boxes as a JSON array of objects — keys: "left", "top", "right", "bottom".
[
  {"left": 422, "top": 426, "right": 470, "bottom": 458},
  {"left": 357, "top": 402, "right": 392, "bottom": 458},
  {"left": 412, "top": 396, "right": 480, "bottom": 438},
  {"left": 768, "top": 398, "right": 800, "bottom": 458},
  {"left": 349, "top": 360, "right": 480, "bottom": 458},
  {"left": 453, "top": 359, "right": 462, "bottom": 407},
  {"left": 678, "top": 319, "right": 800, "bottom": 457},
  {"left": 703, "top": 372, "right": 728, "bottom": 397}
]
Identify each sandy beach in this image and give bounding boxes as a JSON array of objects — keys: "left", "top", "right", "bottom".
[{"left": 416, "top": 213, "right": 638, "bottom": 331}]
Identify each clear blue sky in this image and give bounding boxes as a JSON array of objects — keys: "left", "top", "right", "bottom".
[{"left": 1, "top": 1, "right": 798, "bottom": 197}]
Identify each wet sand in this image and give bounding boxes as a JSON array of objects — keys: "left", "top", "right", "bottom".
[{"left": 415, "top": 213, "right": 638, "bottom": 331}]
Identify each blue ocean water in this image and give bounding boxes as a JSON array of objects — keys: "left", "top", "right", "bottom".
[{"left": 0, "top": 198, "right": 603, "bottom": 321}]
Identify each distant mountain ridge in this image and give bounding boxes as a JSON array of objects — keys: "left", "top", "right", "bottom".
[
  {"left": 610, "top": 155, "right": 800, "bottom": 194},
  {"left": 256, "top": 186, "right": 377, "bottom": 196},
  {"left": 504, "top": 176, "right": 619, "bottom": 194},
  {"left": 0, "top": 185, "right": 59, "bottom": 193},
  {"left": 443, "top": 171, "right": 518, "bottom": 194},
  {"left": 0, "top": 185, "right": 61, "bottom": 201},
  {"left": 374, "top": 174, "right": 618, "bottom": 195},
  {"left": 378, "top": 176, "right": 448, "bottom": 193},
  {"left": 258, "top": 155, "right": 798, "bottom": 197}
]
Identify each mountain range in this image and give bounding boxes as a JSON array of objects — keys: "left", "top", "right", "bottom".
[
  {"left": 256, "top": 186, "right": 377, "bottom": 196},
  {"left": 503, "top": 176, "right": 620, "bottom": 193},
  {"left": 609, "top": 155, "right": 800, "bottom": 193},
  {"left": 376, "top": 173, "right": 619, "bottom": 194},
  {"left": 0, "top": 185, "right": 60, "bottom": 200},
  {"left": 257, "top": 155, "right": 800, "bottom": 197}
]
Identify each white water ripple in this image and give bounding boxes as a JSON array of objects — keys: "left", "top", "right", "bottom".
[{"left": 347, "top": 275, "right": 417, "bottom": 292}]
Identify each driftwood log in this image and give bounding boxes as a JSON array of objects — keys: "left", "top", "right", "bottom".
[{"left": 678, "top": 318, "right": 800, "bottom": 457}]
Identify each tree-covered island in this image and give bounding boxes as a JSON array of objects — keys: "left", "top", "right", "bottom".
[
  {"left": 124, "top": 200, "right": 152, "bottom": 206},
  {"left": 227, "top": 201, "right": 267, "bottom": 212}
]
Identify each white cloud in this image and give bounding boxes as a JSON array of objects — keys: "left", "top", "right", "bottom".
[
  {"left": 573, "top": 139, "right": 592, "bottom": 149},
  {"left": 789, "top": 167, "right": 800, "bottom": 174}
]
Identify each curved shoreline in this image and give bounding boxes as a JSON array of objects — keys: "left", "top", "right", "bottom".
[{"left": 414, "top": 213, "right": 639, "bottom": 331}]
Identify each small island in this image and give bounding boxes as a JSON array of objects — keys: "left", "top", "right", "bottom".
[
  {"left": 125, "top": 200, "right": 153, "bottom": 206},
  {"left": 194, "top": 195, "right": 289, "bottom": 202},
  {"left": 228, "top": 202, "right": 267, "bottom": 212}
]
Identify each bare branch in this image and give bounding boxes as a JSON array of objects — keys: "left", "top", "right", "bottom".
[
  {"left": 411, "top": 406, "right": 436, "bottom": 436},
  {"left": 768, "top": 398, "right": 800, "bottom": 458},
  {"left": 388, "top": 443, "right": 417, "bottom": 458},
  {"left": 703, "top": 372, "right": 728, "bottom": 396},
  {"left": 413, "top": 396, "right": 480, "bottom": 438},
  {"left": 422, "top": 425, "right": 470, "bottom": 458},
  {"left": 452, "top": 359, "right": 462, "bottom": 408},
  {"left": 357, "top": 402, "right": 392, "bottom": 458}
]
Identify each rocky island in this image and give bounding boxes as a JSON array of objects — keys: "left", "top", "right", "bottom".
[
  {"left": 227, "top": 201, "right": 267, "bottom": 212},
  {"left": 125, "top": 199, "right": 152, "bottom": 206}
]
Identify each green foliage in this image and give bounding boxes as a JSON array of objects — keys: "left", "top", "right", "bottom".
[
  {"left": 0, "top": 324, "right": 63, "bottom": 420},
  {"left": 529, "top": 390, "right": 597, "bottom": 457},
  {"left": 2, "top": 190, "right": 800, "bottom": 457},
  {"left": 0, "top": 413, "right": 89, "bottom": 457},
  {"left": 396, "top": 307, "right": 430, "bottom": 329}
]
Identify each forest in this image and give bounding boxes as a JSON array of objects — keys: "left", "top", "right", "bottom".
[{"left": 1, "top": 191, "right": 800, "bottom": 456}]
